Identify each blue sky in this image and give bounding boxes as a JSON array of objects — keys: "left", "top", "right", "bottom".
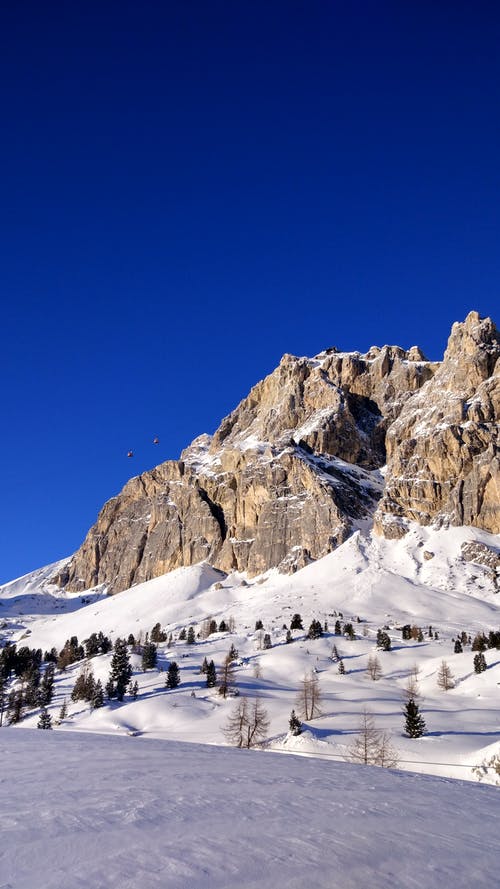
[{"left": 1, "top": 1, "right": 499, "bottom": 583}]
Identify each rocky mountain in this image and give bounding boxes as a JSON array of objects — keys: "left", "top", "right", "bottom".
[{"left": 55, "top": 311, "right": 499, "bottom": 595}]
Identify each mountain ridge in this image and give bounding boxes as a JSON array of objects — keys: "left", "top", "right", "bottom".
[{"left": 54, "top": 311, "right": 499, "bottom": 595}]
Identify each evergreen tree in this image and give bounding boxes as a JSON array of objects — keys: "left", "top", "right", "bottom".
[
  {"left": 187, "top": 626, "right": 196, "bottom": 645},
  {"left": 227, "top": 643, "right": 239, "bottom": 661},
  {"left": 209, "top": 620, "right": 218, "bottom": 635},
  {"left": 206, "top": 660, "right": 217, "bottom": 688},
  {"left": 307, "top": 620, "right": 323, "bottom": 640},
  {"left": 401, "top": 624, "right": 412, "bottom": 640},
  {"left": 472, "top": 633, "right": 487, "bottom": 652},
  {"left": 7, "top": 689, "right": 24, "bottom": 724},
  {"left": 39, "top": 664, "right": 55, "bottom": 707},
  {"left": 166, "top": 661, "right": 181, "bottom": 689},
  {"left": 286, "top": 629, "right": 292, "bottom": 644},
  {"left": 262, "top": 634, "right": 272, "bottom": 650},
  {"left": 290, "top": 614, "right": 303, "bottom": 630},
  {"left": 334, "top": 620, "right": 342, "bottom": 635},
  {"left": 200, "top": 657, "right": 209, "bottom": 674},
  {"left": 454, "top": 639, "right": 463, "bottom": 654},
  {"left": 218, "top": 620, "right": 228, "bottom": 633},
  {"left": 128, "top": 680, "right": 139, "bottom": 701},
  {"left": 127, "top": 633, "right": 136, "bottom": 647},
  {"left": 289, "top": 709, "right": 302, "bottom": 736},
  {"left": 376, "top": 629, "right": 391, "bottom": 651},
  {"left": 255, "top": 619, "right": 264, "bottom": 631},
  {"left": 109, "top": 638, "right": 132, "bottom": 701},
  {"left": 91, "top": 680, "right": 105, "bottom": 709},
  {"left": 338, "top": 659, "right": 346, "bottom": 675},
  {"left": 141, "top": 641, "right": 158, "bottom": 671},
  {"left": 59, "top": 699, "right": 68, "bottom": 720},
  {"left": 151, "top": 622, "right": 167, "bottom": 643},
  {"left": 404, "top": 699, "right": 426, "bottom": 738},
  {"left": 43, "top": 647, "right": 58, "bottom": 664},
  {"left": 71, "top": 663, "right": 96, "bottom": 703},
  {"left": 474, "top": 652, "right": 487, "bottom": 674},
  {"left": 37, "top": 707, "right": 52, "bottom": 730}
]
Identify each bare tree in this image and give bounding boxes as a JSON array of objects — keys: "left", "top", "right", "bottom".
[
  {"left": 402, "top": 663, "right": 421, "bottom": 703},
  {"left": 296, "top": 671, "right": 322, "bottom": 720},
  {"left": 366, "top": 655, "right": 382, "bottom": 680},
  {"left": 253, "top": 661, "right": 263, "bottom": 679},
  {"left": 436, "top": 659, "right": 455, "bottom": 691},
  {"left": 222, "top": 696, "right": 270, "bottom": 748},
  {"left": 347, "top": 709, "right": 399, "bottom": 768}
]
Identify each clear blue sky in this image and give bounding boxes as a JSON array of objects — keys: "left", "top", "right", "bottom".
[{"left": 1, "top": 1, "right": 499, "bottom": 583}]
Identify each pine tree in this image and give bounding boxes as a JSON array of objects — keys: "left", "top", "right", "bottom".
[
  {"left": 454, "top": 639, "right": 463, "bottom": 654},
  {"left": 91, "top": 680, "right": 105, "bottom": 709},
  {"left": 109, "top": 638, "right": 132, "bottom": 701},
  {"left": 338, "top": 659, "right": 345, "bottom": 675},
  {"left": 38, "top": 664, "right": 55, "bottom": 707},
  {"left": 59, "top": 699, "right": 68, "bottom": 720},
  {"left": 37, "top": 707, "right": 52, "bottom": 729},
  {"left": 344, "top": 622, "right": 355, "bottom": 640},
  {"left": 262, "top": 634, "right": 272, "bottom": 650},
  {"left": 376, "top": 629, "right": 391, "bottom": 651},
  {"left": 141, "top": 641, "right": 158, "bottom": 671},
  {"left": 227, "top": 643, "right": 239, "bottom": 661},
  {"left": 404, "top": 699, "right": 426, "bottom": 738},
  {"left": 255, "top": 619, "right": 264, "bottom": 631},
  {"left": 218, "top": 620, "right": 228, "bottom": 633},
  {"left": 178, "top": 628, "right": 187, "bottom": 641},
  {"left": 206, "top": 660, "right": 217, "bottom": 688},
  {"left": 290, "top": 613, "right": 303, "bottom": 630},
  {"left": 474, "top": 652, "right": 487, "bottom": 674},
  {"left": 334, "top": 619, "right": 342, "bottom": 635},
  {"left": 307, "top": 620, "right": 323, "bottom": 640},
  {"left": 151, "top": 622, "right": 167, "bottom": 643},
  {"left": 166, "top": 661, "right": 181, "bottom": 689},
  {"left": 187, "top": 626, "right": 196, "bottom": 645},
  {"left": 289, "top": 709, "right": 302, "bottom": 736},
  {"left": 128, "top": 680, "right": 139, "bottom": 700}
]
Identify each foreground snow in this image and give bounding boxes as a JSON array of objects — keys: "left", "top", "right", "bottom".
[{"left": 1, "top": 729, "right": 500, "bottom": 889}]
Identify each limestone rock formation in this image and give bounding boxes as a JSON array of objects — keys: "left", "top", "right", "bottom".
[
  {"left": 54, "top": 312, "right": 499, "bottom": 595},
  {"left": 375, "top": 312, "right": 499, "bottom": 536}
]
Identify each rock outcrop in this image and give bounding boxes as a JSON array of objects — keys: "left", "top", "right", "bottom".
[
  {"left": 54, "top": 312, "right": 499, "bottom": 595},
  {"left": 374, "top": 312, "right": 499, "bottom": 536}
]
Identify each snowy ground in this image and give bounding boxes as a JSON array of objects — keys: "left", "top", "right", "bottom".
[
  {"left": 1, "top": 523, "right": 500, "bottom": 783},
  {"left": 1, "top": 728, "right": 500, "bottom": 889}
]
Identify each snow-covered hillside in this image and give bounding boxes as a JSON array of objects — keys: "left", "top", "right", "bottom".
[
  {"left": 2, "top": 729, "right": 500, "bottom": 889},
  {"left": 1, "top": 523, "right": 500, "bottom": 783}
]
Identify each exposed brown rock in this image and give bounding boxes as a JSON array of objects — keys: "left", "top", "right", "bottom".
[
  {"left": 375, "top": 312, "right": 500, "bottom": 535},
  {"left": 54, "top": 312, "right": 499, "bottom": 595}
]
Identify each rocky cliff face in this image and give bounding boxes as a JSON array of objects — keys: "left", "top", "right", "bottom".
[
  {"left": 374, "top": 312, "right": 499, "bottom": 537},
  {"left": 55, "top": 312, "right": 499, "bottom": 595}
]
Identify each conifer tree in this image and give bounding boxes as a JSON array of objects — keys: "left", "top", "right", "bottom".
[
  {"left": 166, "top": 661, "right": 181, "bottom": 689},
  {"left": 91, "top": 680, "right": 105, "bottom": 709},
  {"left": 39, "top": 664, "right": 55, "bottom": 707},
  {"left": 289, "top": 709, "right": 302, "bottom": 736},
  {"left": 338, "top": 659, "right": 345, "bottom": 675},
  {"left": 404, "top": 699, "right": 426, "bottom": 738},
  {"left": 474, "top": 652, "right": 487, "bottom": 674},
  {"left": 454, "top": 639, "right": 463, "bottom": 654},
  {"left": 334, "top": 620, "right": 342, "bottom": 635},
  {"left": 109, "top": 638, "right": 132, "bottom": 701},
  {"left": 255, "top": 619, "right": 264, "bottom": 631},
  {"left": 187, "top": 626, "right": 196, "bottom": 645},
  {"left": 262, "top": 634, "right": 272, "bottom": 650},
  {"left": 59, "top": 699, "right": 68, "bottom": 720},
  {"left": 206, "top": 660, "right": 217, "bottom": 688},
  {"left": 286, "top": 629, "right": 292, "bottom": 644},
  {"left": 141, "top": 641, "right": 158, "bottom": 671},
  {"left": 128, "top": 680, "right": 139, "bottom": 700},
  {"left": 37, "top": 707, "right": 52, "bottom": 730},
  {"left": 290, "top": 614, "right": 303, "bottom": 630}
]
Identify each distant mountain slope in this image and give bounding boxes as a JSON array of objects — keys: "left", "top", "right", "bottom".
[{"left": 53, "top": 311, "right": 498, "bottom": 596}]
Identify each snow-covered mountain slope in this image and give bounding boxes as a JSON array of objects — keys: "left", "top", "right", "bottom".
[
  {"left": 2, "top": 729, "right": 500, "bottom": 889},
  {"left": 3, "top": 523, "right": 500, "bottom": 784}
]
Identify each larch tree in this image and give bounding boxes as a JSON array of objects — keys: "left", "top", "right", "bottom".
[{"left": 296, "top": 672, "right": 322, "bottom": 720}]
